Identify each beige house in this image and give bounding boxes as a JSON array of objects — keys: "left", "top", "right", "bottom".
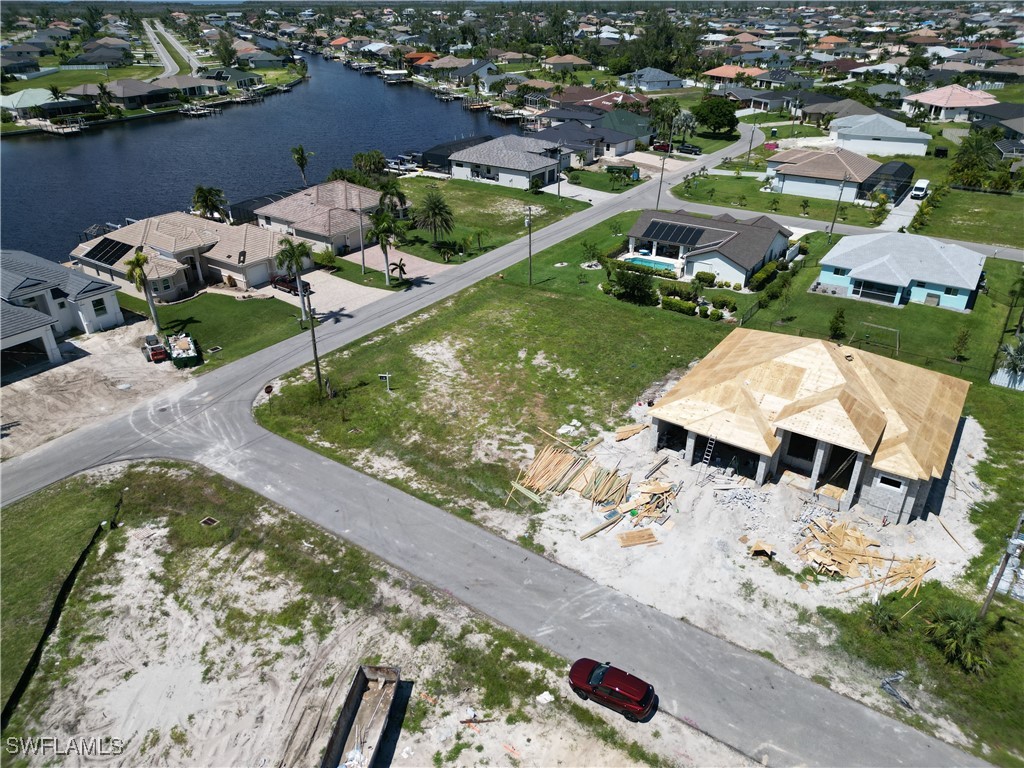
[
  {"left": 70, "top": 212, "right": 303, "bottom": 300},
  {"left": 648, "top": 329, "right": 970, "bottom": 520},
  {"left": 542, "top": 54, "right": 591, "bottom": 73},
  {"left": 254, "top": 180, "right": 382, "bottom": 256}
]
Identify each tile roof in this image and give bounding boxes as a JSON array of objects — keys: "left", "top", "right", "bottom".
[
  {"left": 772, "top": 147, "right": 881, "bottom": 182},
  {"left": 702, "top": 64, "right": 768, "bottom": 78},
  {"left": 903, "top": 83, "right": 998, "bottom": 109},
  {"left": 254, "top": 181, "right": 381, "bottom": 238},
  {"left": 820, "top": 232, "right": 984, "bottom": 291},
  {"left": 649, "top": 328, "right": 970, "bottom": 480}
]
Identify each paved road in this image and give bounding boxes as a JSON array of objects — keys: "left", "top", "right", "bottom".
[
  {"left": 151, "top": 19, "right": 202, "bottom": 76},
  {"left": 141, "top": 20, "right": 176, "bottom": 80},
  {"left": 1, "top": 126, "right": 988, "bottom": 767}
]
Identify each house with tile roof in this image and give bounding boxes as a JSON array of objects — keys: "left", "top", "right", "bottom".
[
  {"left": 702, "top": 64, "right": 768, "bottom": 85},
  {"left": 70, "top": 213, "right": 304, "bottom": 299},
  {"left": 626, "top": 210, "right": 793, "bottom": 287},
  {"left": 829, "top": 113, "right": 930, "bottom": 156},
  {"left": 254, "top": 181, "right": 382, "bottom": 256},
  {"left": 541, "top": 54, "right": 591, "bottom": 72},
  {"left": 818, "top": 233, "right": 984, "bottom": 311},
  {"left": 448, "top": 135, "right": 568, "bottom": 189},
  {"left": 767, "top": 147, "right": 881, "bottom": 202},
  {"left": 2, "top": 249, "right": 124, "bottom": 367},
  {"left": 647, "top": 327, "right": 971, "bottom": 517},
  {"left": 901, "top": 83, "right": 998, "bottom": 122}
]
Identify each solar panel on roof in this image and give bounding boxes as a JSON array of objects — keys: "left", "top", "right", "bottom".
[
  {"left": 641, "top": 221, "right": 704, "bottom": 246},
  {"left": 81, "top": 237, "right": 133, "bottom": 266}
]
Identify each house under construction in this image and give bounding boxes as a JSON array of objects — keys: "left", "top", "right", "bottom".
[{"left": 648, "top": 329, "right": 971, "bottom": 520}]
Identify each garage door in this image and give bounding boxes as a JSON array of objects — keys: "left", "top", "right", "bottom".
[{"left": 245, "top": 262, "right": 271, "bottom": 288}]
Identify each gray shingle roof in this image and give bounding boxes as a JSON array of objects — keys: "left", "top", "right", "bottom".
[
  {"left": 449, "top": 135, "right": 560, "bottom": 172},
  {"left": 1, "top": 300, "right": 56, "bottom": 339},
  {"left": 1, "top": 249, "right": 116, "bottom": 302},
  {"left": 820, "top": 233, "right": 984, "bottom": 290}
]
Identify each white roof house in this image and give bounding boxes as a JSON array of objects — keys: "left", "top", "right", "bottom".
[
  {"left": 829, "top": 114, "right": 931, "bottom": 156},
  {"left": 818, "top": 232, "right": 985, "bottom": 311},
  {"left": 449, "top": 135, "right": 565, "bottom": 190}
]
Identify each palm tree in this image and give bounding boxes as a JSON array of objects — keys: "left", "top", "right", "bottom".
[
  {"left": 998, "top": 339, "right": 1024, "bottom": 385},
  {"left": 96, "top": 81, "right": 112, "bottom": 110},
  {"left": 376, "top": 177, "right": 407, "bottom": 215},
  {"left": 951, "top": 132, "right": 1000, "bottom": 186},
  {"left": 291, "top": 144, "right": 314, "bottom": 186},
  {"left": 275, "top": 237, "right": 312, "bottom": 321},
  {"left": 125, "top": 248, "right": 160, "bottom": 331},
  {"left": 389, "top": 257, "right": 408, "bottom": 282},
  {"left": 368, "top": 209, "right": 397, "bottom": 287},
  {"left": 413, "top": 189, "right": 455, "bottom": 243},
  {"left": 191, "top": 185, "right": 227, "bottom": 220},
  {"left": 47, "top": 85, "right": 66, "bottom": 103},
  {"left": 674, "top": 110, "right": 697, "bottom": 144}
]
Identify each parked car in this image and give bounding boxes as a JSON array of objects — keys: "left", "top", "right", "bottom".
[
  {"left": 677, "top": 143, "right": 702, "bottom": 155},
  {"left": 568, "top": 658, "right": 656, "bottom": 722},
  {"left": 271, "top": 274, "right": 311, "bottom": 296},
  {"left": 651, "top": 142, "right": 672, "bottom": 152},
  {"left": 141, "top": 334, "right": 168, "bottom": 363}
]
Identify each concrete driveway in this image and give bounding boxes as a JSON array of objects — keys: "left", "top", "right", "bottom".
[
  {"left": 879, "top": 193, "right": 921, "bottom": 232},
  {"left": 262, "top": 270, "right": 390, "bottom": 316},
  {"left": 340, "top": 244, "right": 454, "bottom": 284}
]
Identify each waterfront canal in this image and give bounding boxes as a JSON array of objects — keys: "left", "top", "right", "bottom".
[{"left": 0, "top": 52, "right": 519, "bottom": 261}]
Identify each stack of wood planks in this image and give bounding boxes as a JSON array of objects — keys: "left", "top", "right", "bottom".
[
  {"left": 520, "top": 444, "right": 591, "bottom": 495},
  {"left": 794, "top": 518, "right": 935, "bottom": 596},
  {"left": 615, "top": 423, "right": 648, "bottom": 441}
]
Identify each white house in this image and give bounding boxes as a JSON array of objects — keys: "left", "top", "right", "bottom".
[
  {"left": 449, "top": 135, "right": 568, "bottom": 190},
  {"left": 254, "top": 180, "right": 382, "bottom": 255},
  {"left": 625, "top": 210, "right": 793, "bottom": 288},
  {"left": 817, "top": 232, "right": 985, "bottom": 311},
  {"left": 647, "top": 328, "right": 971, "bottom": 518},
  {"left": 829, "top": 114, "right": 931, "bottom": 156},
  {"left": 70, "top": 212, "right": 305, "bottom": 299},
  {"left": 901, "top": 83, "right": 998, "bottom": 122},
  {"left": 767, "top": 148, "right": 881, "bottom": 202},
  {"left": 2, "top": 249, "right": 124, "bottom": 366},
  {"left": 617, "top": 67, "right": 683, "bottom": 91}
]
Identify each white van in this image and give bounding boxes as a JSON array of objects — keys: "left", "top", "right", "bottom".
[{"left": 910, "top": 179, "right": 930, "bottom": 199}]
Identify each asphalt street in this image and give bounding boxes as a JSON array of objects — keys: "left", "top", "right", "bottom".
[{"left": 1, "top": 125, "right": 992, "bottom": 766}]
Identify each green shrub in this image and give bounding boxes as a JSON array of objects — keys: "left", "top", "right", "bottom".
[
  {"left": 610, "top": 270, "right": 659, "bottom": 306},
  {"left": 661, "top": 282, "right": 697, "bottom": 301},
  {"left": 0, "top": 109, "right": 14, "bottom": 124},
  {"left": 925, "top": 603, "right": 991, "bottom": 674},
  {"left": 569, "top": 173, "right": 581, "bottom": 184},
  {"left": 709, "top": 309, "right": 724, "bottom": 321},
  {"left": 661, "top": 297, "right": 697, "bottom": 315},
  {"left": 733, "top": 282, "right": 742, "bottom": 290},
  {"left": 798, "top": 241, "right": 810, "bottom": 255},
  {"left": 749, "top": 261, "right": 778, "bottom": 291},
  {"left": 694, "top": 271, "right": 717, "bottom": 287},
  {"left": 698, "top": 305, "right": 710, "bottom": 318},
  {"left": 618, "top": 261, "right": 675, "bottom": 279}
]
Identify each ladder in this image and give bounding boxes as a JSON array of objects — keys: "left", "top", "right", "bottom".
[{"left": 697, "top": 436, "right": 717, "bottom": 485}]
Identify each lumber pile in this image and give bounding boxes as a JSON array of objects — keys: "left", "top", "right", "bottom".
[
  {"left": 615, "top": 423, "right": 648, "bottom": 441},
  {"left": 521, "top": 444, "right": 591, "bottom": 495},
  {"left": 793, "top": 518, "right": 935, "bottom": 596},
  {"left": 620, "top": 480, "right": 678, "bottom": 527}
]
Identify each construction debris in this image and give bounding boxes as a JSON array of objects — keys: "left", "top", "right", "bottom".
[
  {"left": 615, "top": 423, "right": 648, "bottom": 441},
  {"left": 794, "top": 518, "right": 935, "bottom": 596},
  {"left": 617, "top": 529, "right": 658, "bottom": 547},
  {"left": 749, "top": 540, "right": 775, "bottom": 559}
]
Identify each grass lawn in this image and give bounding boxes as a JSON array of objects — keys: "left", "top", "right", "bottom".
[
  {"left": 0, "top": 482, "right": 113, "bottom": 704},
  {"left": 117, "top": 292, "right": 304, "bottom": 372},
  {"left": 671, "top": 175, "right": 878, "bottom": 227},
  {"left": 154, "top": 29, "right": 188, "bottom": 76},
  {"left": 565, "top": 168, "right": 641, "bottom": 194},
  {"left": 746, "top": 248, "right": 1021, "bottom": 382},
  {"left": 912, "top": 190, "right": 1024, "bottom": 250},
  {"left": 990, "top": 81, "right": 1024, "bottom": 104},
  {"left": 2, "top": 65, "right": 160, "bottom": 93},
  {"left": 870, "top": 151, "right": 953, "bottom": 184},
  {"left": 686, "top": 129, "right": 742, "bottom": 155},
  {"left": 395, "top": 178, "right": 589, "bottom": 262}
]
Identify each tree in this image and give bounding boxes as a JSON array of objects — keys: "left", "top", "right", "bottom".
[
  {"left": 389, "top": 257, "right": 408, "bottom": 282},
  {"left": 376, "top": 177, "right": 407, "bottom": 215},
  {"left": 214, "top": 30, "right": 236, "bottom": 68},
  {"left": 291, "top": 144, "right": 313, "bottom": 186},
  {"left": 125, "top": 248, "right": 160, "bottom": 331},
  {"left": 275, "top": 237, "right": 312, "bottom": 321},
  {"left": 46, "top": 84, "right": 65, "bottom": 103},
  {"left": 413, "top": 189, "right": 454, "bottom": 243},
  {"left": 769, "top": 197, "right": 781, "bottom": 212},
  {"left": 829, "top": 308, "right": 846, "bottom": 340},
  {"left": 800, "top": 199, "right": 810, "bottom": 216},
  {"left": 691, "top": 98, "right": 738, "bottom": 135},
  {"left": 529, "top": 177, "right": 544, "bottom": 194},
  {"left": 674, "top": 110, "right": 697, "bottom": 143},
  {"left": 950, "top": 132, "right": 1000, "bottom": 187},
  {"left": 191, "top": 186, "right": 227, "bottom": 220},
  {"left": 611, "top": 269, "right": 658, "bottom": 306},
  {"left": 368, "top": 209, "right": 397, "bottom": 287},
  {"left": 997, "top": 338, "right": 1024, "bottom": 386},
  {"left": 353, "top": 149, "right": 386, "bottom": 177},
  {"left": 648, "top": 96, "right": 680, "bottom": 140},
  {"left": 951, "top": 326, "right": 972, "bottom": 361}
]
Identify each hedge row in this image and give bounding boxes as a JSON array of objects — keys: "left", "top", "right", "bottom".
[
  {"left": 661, "top": 298, "right": 724, "bottom": 321},
  {"left": 749, "top": 260, "right": 779, "bottom": 291}
]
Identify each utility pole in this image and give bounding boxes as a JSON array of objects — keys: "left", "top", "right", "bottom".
[
  {"left": 655, "top": 151, "right": 667, "bottom": 211},
  {"left": 979, "top": 511, "right": 1024, "bottom": 620},
  {"left": 525, "top": 206, "right": 533, "bottom": 286},
  {"left": 828, "top": 173, "right": 849, "bottom": 244},
  {"left": 352, "top": 206, "right": 367, "bottom": 275},
  {"left": 746, "top": 112, "right": 757, "bottom": 167},
  {"left": 308, "top": 305, "right": 323, "bottom": 396}
]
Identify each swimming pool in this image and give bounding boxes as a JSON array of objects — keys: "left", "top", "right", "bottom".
[{"left": 623, "top": 256, "right": 677, "bottom": 272}]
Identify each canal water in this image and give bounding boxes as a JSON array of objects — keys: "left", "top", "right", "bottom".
[{"left": 0, "top": 52, "right": 518, "bottom": 261}]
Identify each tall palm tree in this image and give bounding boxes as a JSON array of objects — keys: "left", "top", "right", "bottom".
[
  {"left": 96, "top": 81, "right": 112, "bottom": 110},
  {"left": 376, "top": 177, "right": 407, "bottom": 215},
  {"left": 125, "top": 248, "right": 160, "bottom": 331},
  {"left": 998, "top": 339, "right": 1024, "bottom": 385},
  {"left": 368, "top": 209, "right": 397, "bottom": 287},
  {"left": 291, "top": 144, "right": 314, "bottom": 186},
  {"left": 674, "top": 110, "right": 697, "bottom": 144},
  {"left": 191, "top": 185, "right": 227, "bottom": 220},
  {"left": 275, "top": 237, "right": 311, "bottom": 321},
  {"left": 413, "top": 189, "right": 455, "bottom": 243},
  {"left": 47, "top": 84, "right": 66, "bottom": 103}
]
